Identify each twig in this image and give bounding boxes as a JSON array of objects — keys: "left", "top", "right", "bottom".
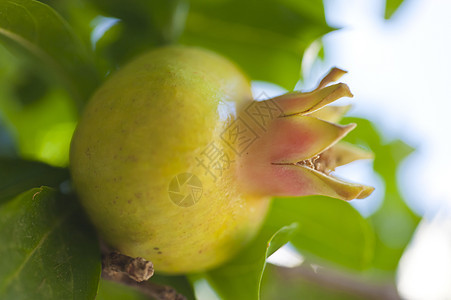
[
  {"left": 103, "top": 272, "right": 186, "bottom": 300},
  {"left": 274, "top": 263, "right": 401, "bottom": 300},
  {"left": 102, "top": 251, "right": 154, "bottom": 282},
  {"left": 101, "top": 248, "right": 186, "bottom": 300}
]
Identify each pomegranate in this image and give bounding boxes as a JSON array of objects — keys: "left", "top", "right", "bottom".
[{"left": 70, "top": 46, "right": 373, "bottom": 274}]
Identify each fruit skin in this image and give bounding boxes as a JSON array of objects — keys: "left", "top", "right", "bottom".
[{"left": 70, "top": 46, "right": 271, "bottom": 274}]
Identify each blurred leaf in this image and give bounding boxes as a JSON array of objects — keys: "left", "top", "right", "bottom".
[
  {"left": 12, "top": 67, "right": 49, "bottom": 106},
  {"left": 0, "top": 87, "right": 77, "bottom": 167},
  {"left": 383, "top": 139, "right": 414, "bottom": 167},
  {"left": 261, "top": 264, "right": 364, "bottom": 300},
  {"left": 196, "top": 223, "right": 298, "bottom": 300},
  {"left": 151, "top": 274, "right": 195, "bottom": 300},
  {"left": 385, "top": 0, "right": 405, "bottom": 19},
  {"left": 36, "top": 0, "right": 113, "bottom": 76},
  {"left": 149, "top": 0, "right": 189, "bottom": 44},
  {"left": 37, "top": 0, "right": 101, "bottom": 48},
  {"left": 97, "top": 279, "right": 148, "bottom": 300},
  {"left": 369, "top": 140, "right": 419, "bottom": 272},
  {"left": 0, "top": 117, "right": 17, "bottom": 157},
  {"left": 0, "top": 158, "right": 69, "bottom": 204},
  {"left": 343, "top": 117, "right": 420, "bottom": 273},
  {"left": 90, "top": 0, "right": 187, "bottom": 42},
  {"left": 340, "top": 117, "right": 381, "bottom": 152},
  {"left": 181, "top": 0, "right": 332, "bottom": 89},
  {"left": 267, "top": 196, "right": 375, "bottom": 270},
  {"left": 0, "top": 0, "right": 100, "bottom": 105},
  {"left": 0, "top": 187, "right": 101, "bottom": 300},
  {"left": 90, "top": 0, "right": 189, "bottom": 66},
  {"left": 91, "top": 0, "right": 330, "bottom": 89},
  {"left": 98, "top": 275, "right": 196, "bottom": 300}
]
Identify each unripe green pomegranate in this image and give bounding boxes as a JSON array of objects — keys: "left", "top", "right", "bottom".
[{"left": 70, "top": 46, "right": 373, "bottom": 274}]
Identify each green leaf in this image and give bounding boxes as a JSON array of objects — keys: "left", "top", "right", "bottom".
[
  {"left": 267, "top": 196, "right": 375, "bottom": 270},
  {"left": 0, "top": 158, "right": 69, "bottom": 204},
  {"left": 181, "top": 0, "right": 332, "bottom": 89},
  {"left": 90, "top": 0, "right": 187, "bottom": 43},
  {"left": 343, "top": 117, "right": 420, "bottom": 273},
  {"left": 11, "top": 66, "right": 49, "bottom": 106},
  {"left": 37, "top": 0, "right": 103, "bottom": 51},
  {"left": 0, "top": 187, "right": 101, "bottom": 300},
  {"left": 96, "top": 279, "right": 148, "bottom": 300},
  {"left": 91, "top": 0, "right": 330, "bottom": 89},
  {"left": 150, "top": 274, "right": 196, "bottom": 300},
  {"left": 197, "top": 223, "right": 298, "bottom": 300},
  {"left": 146, "top": 0, "right": 189, "bottom": 44},
  {"left": 0, "top": 0, "right": 100, "bottom": 105},
  {"left": 0, "top": 83, "right": 78, "bottom": 167},
  {"left": 0, "top": 118, "right": 17, "bottom": 157},
  {"left": 385, "top": 0, "right": 405, "bottom": 19},
  {"left": 90, "top": 0, "right": 189, "bottom": 66},
  {"left": 261, "top": 264, "right": 364, "bottom": 300},
  {"left": 97, "top": 275, "right": 196, "bottom": 300}
]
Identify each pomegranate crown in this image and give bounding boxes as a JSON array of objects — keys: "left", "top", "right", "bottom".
[{"left": 237, "top": 68, "right": 374, "bottom": 200}]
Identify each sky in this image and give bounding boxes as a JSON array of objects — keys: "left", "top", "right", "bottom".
[
  {"left": 321, "top": 0, "right": 451, "bottom": 298},
  {"left": 322, "top": 0, "right": 451, "bottom": 216}
]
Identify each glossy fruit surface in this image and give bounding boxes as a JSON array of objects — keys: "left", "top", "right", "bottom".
[{"left": 70, "top": 46, "right": 373, "bottom": 274}]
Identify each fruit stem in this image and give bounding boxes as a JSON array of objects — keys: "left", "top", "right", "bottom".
[
  {"left": 102, "top": 251, "right": 154, "bottom": 282},
  {"left": 102, "top": 250, "right": 187, "bottom": 299}
]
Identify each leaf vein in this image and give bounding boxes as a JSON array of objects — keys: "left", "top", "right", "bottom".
[{"left": 1, "top": 210, "right": 72, "bottom": 291}]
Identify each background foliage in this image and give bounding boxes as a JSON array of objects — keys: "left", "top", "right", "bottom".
[{"left": 0, "top": 0, "right": 412, "bottom": 299}]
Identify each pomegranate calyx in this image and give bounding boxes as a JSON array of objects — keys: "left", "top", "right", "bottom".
[{"left": 236, "top": 68, "right": 374, "bottom": 201}]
